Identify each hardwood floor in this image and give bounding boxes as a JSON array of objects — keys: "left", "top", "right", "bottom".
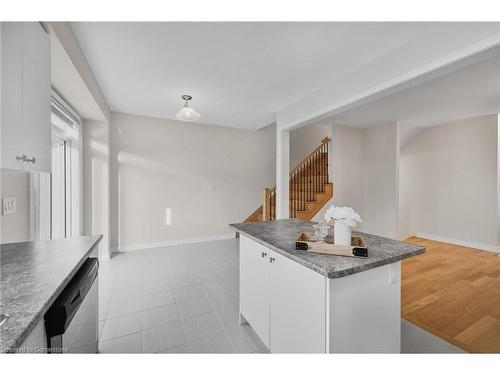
[{"left": 402, "top": 237, "right": 500, "bottom": 353}]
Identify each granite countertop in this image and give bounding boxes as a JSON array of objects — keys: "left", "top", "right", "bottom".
[
  {"left": 230, "top": 219, "right": 424, "bottom": 279},
  {"left": 0, "top": 235, "right": 102, "bottom": 353}
]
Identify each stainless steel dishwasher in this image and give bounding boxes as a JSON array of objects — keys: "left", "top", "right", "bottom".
[{"left": 45, "top": 257, "right": 99, "bottom": 353}]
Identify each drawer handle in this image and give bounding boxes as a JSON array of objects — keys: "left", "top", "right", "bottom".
[
  {"left": 261, "top": 252, "right": 267, "bottom": 258},
  {"left": 269, "top": 257, "right": 275, "bottom": 263}
]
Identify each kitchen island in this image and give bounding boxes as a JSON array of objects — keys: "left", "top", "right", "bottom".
[
  {"left": 230, "top": 219, "right": 424, "bottom": 353},
  {"left": 0, "top": 235, "right": 102, "bottom": 353}
]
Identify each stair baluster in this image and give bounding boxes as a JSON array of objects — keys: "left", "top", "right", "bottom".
[{"left": 244, "top": 137, "right": 331, "bottom": 223}]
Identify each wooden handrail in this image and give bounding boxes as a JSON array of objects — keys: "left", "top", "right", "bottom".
[
  {"left": 265, "top": 136, "right": 330, "bottom": 191},
  {"left": 257, "top": 136, "right": 330, "bottom": 221},
  {"left": 290, "top": 136, "right": 329, "bottom": 176}
]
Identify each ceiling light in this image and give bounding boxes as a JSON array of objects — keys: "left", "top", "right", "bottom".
[{"left": 175, "top": 95, "right": 201, "bottom": 122}]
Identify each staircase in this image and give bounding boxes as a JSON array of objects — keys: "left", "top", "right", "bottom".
[{"left": 245, "top": 137, "right": 333, "bottom": 222}]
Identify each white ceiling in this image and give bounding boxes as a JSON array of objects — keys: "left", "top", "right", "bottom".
[
  {"left": 71, "top": 22, "right": 498, "bottom": 130},
  {"left": 322, "top": 52, "right": 500, "bottom": 147}
]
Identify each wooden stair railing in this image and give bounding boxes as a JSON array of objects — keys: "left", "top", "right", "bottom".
[
  {"left": 263, "top": 187, "right": 276, "bottom": 221},
  {"left": 246, "top": 137, "right": 332, "bottom": 223}
]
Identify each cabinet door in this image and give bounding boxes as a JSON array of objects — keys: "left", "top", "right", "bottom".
[
  {"left": 269, "top": 250, "right": 327, "bottom": 353},
  {"left": 18, "top": 318, "right": 47, "bottom": 353},
  {"left": 239, "top": 235, "right": 270, "bottom": 348},
  {"left": 1, "top": 22, "right": 24, "bottom": 170},
  {"left": 22, "top": 22, "right": 51, "bottom": 173}
]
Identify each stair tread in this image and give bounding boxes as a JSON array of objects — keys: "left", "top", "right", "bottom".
[{"left": 244, "top": 142, "right": 331, "bottom": 222}]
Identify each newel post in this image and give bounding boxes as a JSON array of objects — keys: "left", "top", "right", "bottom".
[{"left": 263, "top": 188, "right": 271, "bottom": 221}]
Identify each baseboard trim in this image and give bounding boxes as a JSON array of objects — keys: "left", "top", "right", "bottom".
[
  {"left": 416, "top": 232, "right": 499, "bottom": 254},
  {"left": 111, "top": 233, "right": 236, "bottom": 253}
]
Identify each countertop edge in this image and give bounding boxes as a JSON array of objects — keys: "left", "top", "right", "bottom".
[
  {"left": 230, "top": 224, "right": 424, "bottom": 279},
  {"left": 230, "top": 224, "right": 330, "bottom": 276},
  {"left": 326, "top": 247, "right": 425, "bottom": 278},
  {"left": 2, "top": 234, "right": 103, "bottom": 353}
]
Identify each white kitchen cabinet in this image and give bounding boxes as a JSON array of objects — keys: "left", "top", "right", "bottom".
[
  {"left": 269, "top": 250, "right": 326, "bottom": 353},
  {"left": 239, "top": 235, "right": 270, "bottom": 347},
  {"left": 328, "top": 262, "right": 401, "bottom": 353},
  {"left": 1, "top": 22, "right": 24, "bottom": 170},
  {"left": 1, "top": 22, "right": 51, "bottom": 173},
  {"left": 239, "top": 235, "right": 326, "bottom": 353},
  {"left": 21, "top": 22, "right": 51, "bottom": 172},
  {"left": 239, "top": 234, "right": 401, "bottom": 353}
]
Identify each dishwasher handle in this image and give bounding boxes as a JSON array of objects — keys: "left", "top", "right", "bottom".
[
  {"left": 45, "top": 258, "right": 98, "bottom": 337},
  {"left": 70, "top": 290, "right": 81, "bottom": 307}
]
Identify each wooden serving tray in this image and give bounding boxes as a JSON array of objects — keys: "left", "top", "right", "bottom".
[{"left": 295, "top": 232, "right": 368, "bottom": 258}]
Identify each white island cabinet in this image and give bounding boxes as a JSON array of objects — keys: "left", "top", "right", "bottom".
[{"left": 239, "top": 234, "right": 402, "bottom": 353}]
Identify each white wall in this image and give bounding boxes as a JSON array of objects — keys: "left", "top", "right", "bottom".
[
  {"left": 399, "top": 115, "right": 498, "bottom": 250},
  {"left": 498, "top": 114, "right": 500, "bottom": 250},
  {"left": 362, "top": 123, "right": 399, "bottom": 238},
  {"left": 330, "top": 126, "right": 364, "bottom": 218},
  {"left": 0, "top": 170, "right": 30, "bottom": 243},
  {"left": 110, "top": 112, "right": 276, "bottom": 251},
  {"left": 82, "top": 119, "right": 110, "bottom": 259},
  {"left": 328, "top": 123, "right": 399, "bottom": 238}
]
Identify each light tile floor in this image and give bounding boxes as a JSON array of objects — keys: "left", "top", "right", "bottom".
[
  {"left": 98, "top": 238, "right": 463, "bottom": 354},
  {"left": 98, "top": 238, "right": 267, "bottom": 353}
]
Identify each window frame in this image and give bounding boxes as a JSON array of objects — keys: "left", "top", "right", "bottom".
[{"left": 50, "top": 89, "right": 82, "bottom": 238}]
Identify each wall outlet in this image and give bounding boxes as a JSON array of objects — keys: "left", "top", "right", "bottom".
[{"left": 2, "top": 197, "right": 16, "bottom": 215}]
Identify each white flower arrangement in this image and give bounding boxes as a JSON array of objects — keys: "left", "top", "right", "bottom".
[{"left": 324, "top": 205, "right": 362, "bottom": 228}]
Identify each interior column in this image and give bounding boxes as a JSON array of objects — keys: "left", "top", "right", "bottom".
[{"left": 276, "top": 127, "right": 290, "bottom": 219}]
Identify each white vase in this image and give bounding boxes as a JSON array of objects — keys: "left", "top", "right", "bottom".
[{"left": 334, "top": 221, "right": 352, "bottom": 246}]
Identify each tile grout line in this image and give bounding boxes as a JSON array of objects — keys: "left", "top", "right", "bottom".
[
  {"left": 100, "top": 297, "right": 235, "bottom": 346},
  {"left": 99, "top": 243, "right": 243, "bottom": 352}
]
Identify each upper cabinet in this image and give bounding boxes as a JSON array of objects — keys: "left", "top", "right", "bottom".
[
  {"left": 1, "top": 23, "right": 24, "bottom": 171},
  {"left": 1, "top": 22, "right": 51, "bottom": 173}
]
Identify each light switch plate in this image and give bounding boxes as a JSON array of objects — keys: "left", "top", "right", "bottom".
[{"left": 2, "top": 197, "right": 16, "bottom": 215}]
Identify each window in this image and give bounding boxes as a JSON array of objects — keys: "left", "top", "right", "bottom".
[{"left": 50, "top": 90, "right": 82, "bottom": 239}]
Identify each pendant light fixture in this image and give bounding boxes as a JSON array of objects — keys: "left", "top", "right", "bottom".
[{"left": 175, "top": 94, "right": 201, "bottom": 122}]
